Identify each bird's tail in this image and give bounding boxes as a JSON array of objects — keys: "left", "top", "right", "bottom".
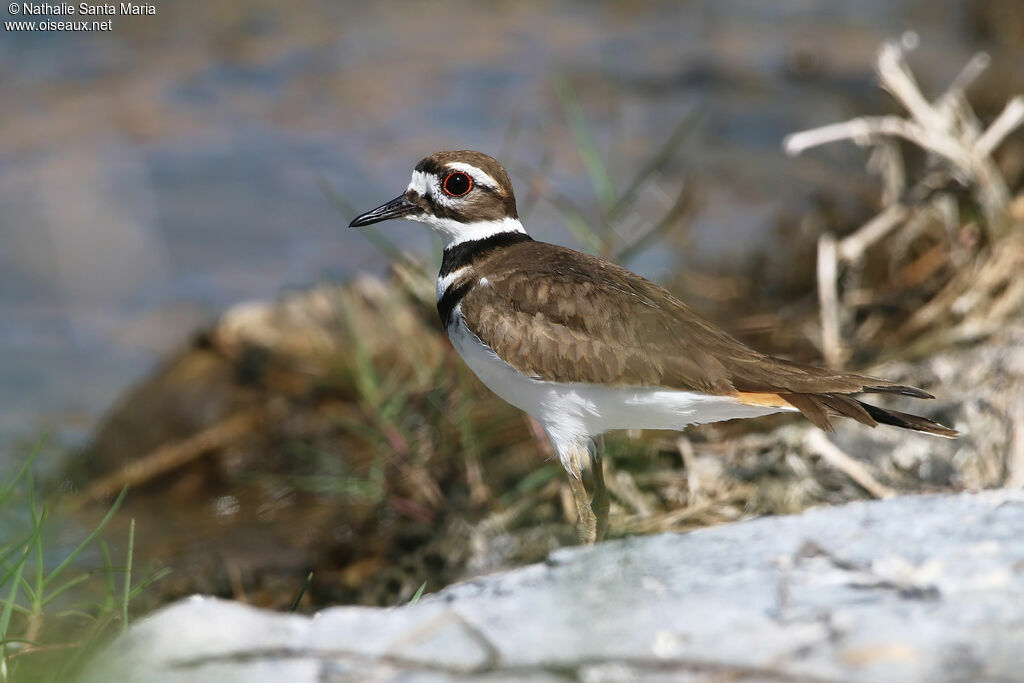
[
  {"left": 778, "top": 388, "right": 957, "bottom": 438},
  {"left": 854, "top": 399, "right": 958, "bottom": 437}
]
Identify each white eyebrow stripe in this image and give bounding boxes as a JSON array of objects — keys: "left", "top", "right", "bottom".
[{"left": 443, "top": 162, "right": 499, "bottom": 189}]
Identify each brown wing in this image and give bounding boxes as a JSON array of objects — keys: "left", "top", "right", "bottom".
[
  {"left": 460, "top": 241, "right": 956, "bottom": 436},
  {"left": 461, "top": 242, "right": 733, "bottom": 392},
  {"left": 462, "top": 241, "right": 875, "bottom": 393}
]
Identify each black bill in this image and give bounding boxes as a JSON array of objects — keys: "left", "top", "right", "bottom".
[{"left": 348, "top": 195, "right": 420, "bottom": 227}]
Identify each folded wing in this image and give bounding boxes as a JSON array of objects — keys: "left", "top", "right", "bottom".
[{"left": 459, "top": 241, "right": 956, "bottom": 436}]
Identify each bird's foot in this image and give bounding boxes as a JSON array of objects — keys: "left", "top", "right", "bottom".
[{"left": 575, "top": 504, "right": 598, "bottom": 545}]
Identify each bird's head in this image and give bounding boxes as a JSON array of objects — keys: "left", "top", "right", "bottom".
[{"left": 349, "top": 150, "right": 523, "bottom": 246}]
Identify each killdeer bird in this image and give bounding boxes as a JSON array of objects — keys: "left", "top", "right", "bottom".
[{"left": 350, "top": 150, "right": 957, "bottom": 544}]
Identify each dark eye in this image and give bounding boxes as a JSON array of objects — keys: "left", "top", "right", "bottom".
[{"left": 442, "top": 172, "right": 473, "bottom": 197}]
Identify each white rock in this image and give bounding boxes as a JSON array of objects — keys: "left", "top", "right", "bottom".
[{"left": 80, "top": 491, "right": 1024, "bottom": 682}]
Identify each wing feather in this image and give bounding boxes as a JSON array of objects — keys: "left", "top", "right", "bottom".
[{"left": 460, "top": 242, "right": 893, "bottom": 394}]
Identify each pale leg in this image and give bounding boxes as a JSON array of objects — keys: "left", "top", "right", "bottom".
[
  {"left": 566, "top": 473, "right": 596, "bottom": 544},
  {"left": 562, "top": 441, "right": 597, "bottom": 545},
  {"left": 548, "top": 431, "right": 602, "bottom": 545},
  {"left": 589, "top": 438, "right": 610, "bottom": 542}
]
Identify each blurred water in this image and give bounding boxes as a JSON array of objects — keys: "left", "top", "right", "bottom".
[{"left": 0, "top": 0, "right": 980, "bottom": 464}]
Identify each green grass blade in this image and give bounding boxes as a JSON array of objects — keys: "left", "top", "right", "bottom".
[
  {"left": 127, "top": 567, "right": 171, "bottom": 600},
  {"left": 40, "top": 574, "right": 91, "bottom": 607},
  {"left": 51, "top": 609, "right": 96, "bottom": 620},
  {"left": 608, "top": 110, "right": 701, "bottom": 221},
  {"left": 501, "top": 463, "right": 561, "bottom": 506},
  {"left": 0, "top": 534, "right": 34, "bottom": 583},
  {"left": 0, "top": 601, "right": 30, "bottom": 618},
  {"left": 0, "top": 543, "right": 31, "bottom": 665},
  {"left": 318, "top": 175, "right": 357, "bottom": 216},
  {"left": 290, "top": 572, "right": 313, "bottom": 612},
  {"left": 99, "top": 538, "right": 115, "bottom": 612},
  {"left": 42, "top": 487, "right": 127, "bottom": 591},
  {"left": 615, "top": 183, "right": 694, "bottom": 264},
  {"left": 319, "top": 177, "right": 419, "bottom": 271},
  {"left": 29, "top": 472, "right": 46, "bottom": 620},
  {"left": 121, "top": 519, "right": 134, "bottom": 630},
  {"left": 55, "top": 610, "right": 120, "bottom": 679},
  {"left": 409, "top": 581, "right": 427, "bottom": 605},
  {"left": 0, "top": 436, "right": 44, "bottom": 508},
  {"left": 545, "top": 191, "right": 606, "bottom": 254},
  {"left": 555, "top": 78, "right": 616, "bottom": 210}
]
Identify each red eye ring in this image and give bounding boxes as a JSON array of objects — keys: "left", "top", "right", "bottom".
[{"left": 442, "top": 171, "right": 473, "bottom": 197}]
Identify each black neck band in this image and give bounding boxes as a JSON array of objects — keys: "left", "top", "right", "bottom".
[
  {"left": 436, "top": 232, "right": 532, "bottom": 327},
  {"left": 439, "top": 231, "right": 532, "bottom": 278}
]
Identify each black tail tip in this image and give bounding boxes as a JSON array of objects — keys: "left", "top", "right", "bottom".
[
  {"left": 866, "top": 384, "right": 935, "bottom": 400},
  {"left": 857, "top": 400, "right": 958, "bottom": 438}
]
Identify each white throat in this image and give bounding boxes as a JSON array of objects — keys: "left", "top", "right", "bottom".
[
  {"left": 405, "top": 167, "right": 526, "bottom": 247},
  {"left": 411, "top": 214, "right": 526, "bottom": 248}
]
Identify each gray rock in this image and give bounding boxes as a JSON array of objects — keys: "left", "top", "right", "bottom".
[{"left": 80, "top": 490, "right": 1024, "bottom": 682}]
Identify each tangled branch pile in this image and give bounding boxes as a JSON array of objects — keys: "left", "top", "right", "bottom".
[{"left": 785, "top": 32, "right": 1024, "bottom": 366}]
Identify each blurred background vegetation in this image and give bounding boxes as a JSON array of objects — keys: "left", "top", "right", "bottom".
[{"left": 3, "top": 0, "right": 1024, "bottom": 678}]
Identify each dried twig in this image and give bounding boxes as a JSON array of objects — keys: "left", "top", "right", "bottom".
[
  {"left": 803, "top": 430, "right": 896, "bottom": 499},
  {"left": 606, "top": 469, "right": 653, "bottom": 517},
  {"left": 1007, "top": 409, "right": 1024, "bottom": 488},
  {"left": 816, "top": 233, "right": 843, "bottom": 368},
  {"left": 976, "top": 96, "right": 1024, "bottom": 158},
  {"left": 68, "top": 410, "right": 263, "bottom": 508},
  {"left": 835, "top": 203, "right": 910, "bottom": 263},
  {"left": 939, "top": 51, "right": 990, "bottom": 110},
  {"left": 784, "top": 35, "right": 1023, "bottom": 364},
  {"left": 675, "top": 437, "right": 702, "bottom": 504}
]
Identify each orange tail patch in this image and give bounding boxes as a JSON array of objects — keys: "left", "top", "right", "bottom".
[{"left": 733, "top": 391, "right": 792, "bottom": 409}]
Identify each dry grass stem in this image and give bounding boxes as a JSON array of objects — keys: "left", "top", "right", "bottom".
[
  {"left": 785, "top": 35, "right": 1022, "bottom": 235},
  {"left": 803, "top": 431, "right": 896, "bottom": 499},
  {"left": 68, "top": 410, "right": 262, "bottom": 508},
  {"left": 976, "top": 96, "right": 1024, "bottom": 158},
  {"left": 836, "top": 204, "right": 909, "bottom": 262},
  {"left": 1007, "top": 411, "right": 1024, "bottom": 488},
  {"left": 607, "top": 469, "right": 653, "bottom": 517},
  {"left": 785, "top": 35, "right": 1024, "bottom": 366},
  {"left": 816, "top": 233, "right": 844, "bottom": 368},
  {"left": 675, "top": 437, "right": 704, "bottom": 505}
]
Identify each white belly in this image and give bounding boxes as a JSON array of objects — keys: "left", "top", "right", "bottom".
[{"left": 447, "top": 315, "right": 793, "bottom": 441}]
